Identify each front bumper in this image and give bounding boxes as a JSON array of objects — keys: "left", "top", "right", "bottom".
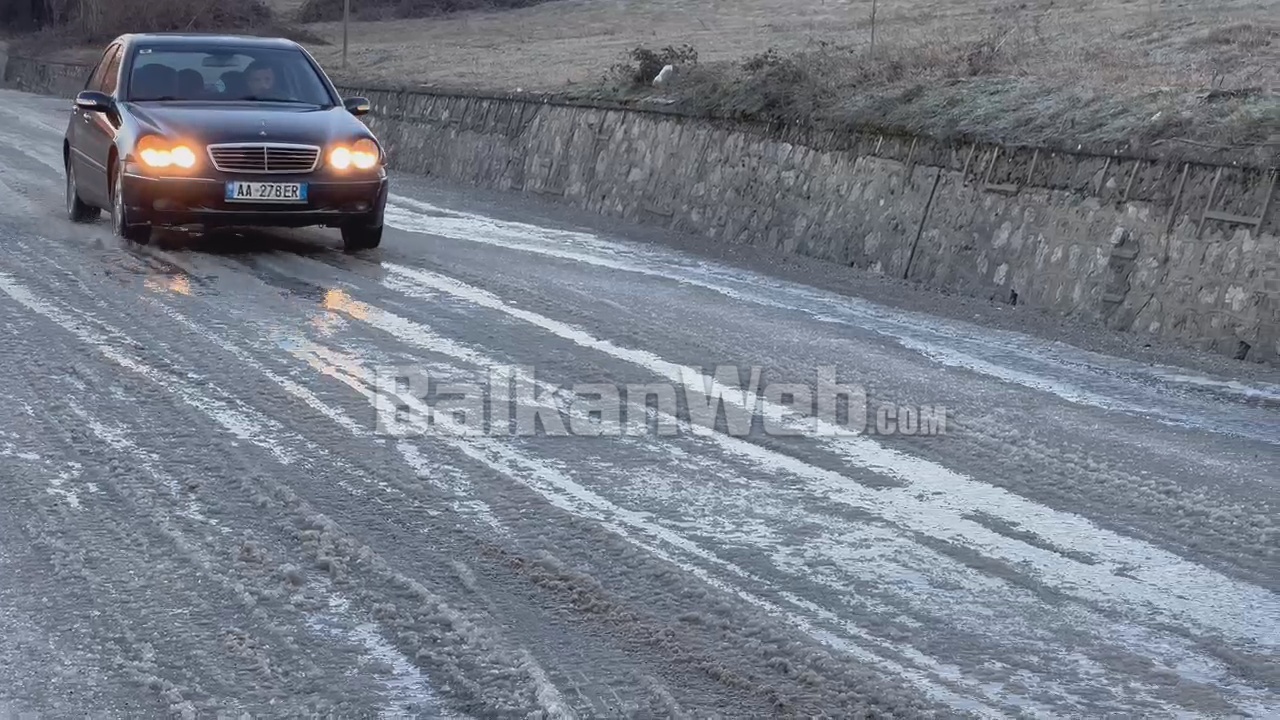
[{"left": 122, "top": 163, "right": 388, "bottom": 229}]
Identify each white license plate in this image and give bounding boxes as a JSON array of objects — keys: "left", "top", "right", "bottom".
[{"left": 225, "top": 181, "right": 307, "bottom": 203}]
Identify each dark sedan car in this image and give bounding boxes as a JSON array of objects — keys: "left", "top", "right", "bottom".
[{"left": 63, "top": 33, "right": 388, "bottom": 251}]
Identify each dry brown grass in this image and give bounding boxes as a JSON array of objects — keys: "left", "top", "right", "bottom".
[
  {"left": 5, "top": 0, "right": 324, "bottom": 58},
  {"left": 11, "top": 0, "right": 1277, "bottom": 161},
  {"left": 295, "top": 0, "right": 555, "bottom": 23},
  {"left": 81, "top": 0, "right": 272, "bottom": 40},
  {"left": 281, "top": 0, "right": 1275, "bottom": 91},
  {"left": 279, "top": 0, "right": 1277, "bottom": 161}
]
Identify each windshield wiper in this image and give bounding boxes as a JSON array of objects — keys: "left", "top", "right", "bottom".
[{"left": 130, "top": 96, "right": 182, "bottom": 101}]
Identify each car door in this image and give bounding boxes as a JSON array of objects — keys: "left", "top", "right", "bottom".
[
  {"left": 72, "top": 43, "right": 123, "bottom": 206},
  {"left": 67, "top": 46, "right": 112, "bottom": 196}
]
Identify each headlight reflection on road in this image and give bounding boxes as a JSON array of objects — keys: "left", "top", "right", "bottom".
[
  {"left": 322, "top": 288, "right": 368, "bottom": 320},
  {"left": 143, "top": 274, "right": 192, "bottom": 296}
]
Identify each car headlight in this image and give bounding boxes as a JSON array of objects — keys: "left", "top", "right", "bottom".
[
  {"left": 137, "top": 135, "right": 197, "bottom": 169},
  {"left": 329, "top": 138, "right": 380, "bottom": 170}
]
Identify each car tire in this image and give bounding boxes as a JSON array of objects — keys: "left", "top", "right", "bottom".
[
  {"left": 65, "top": 158, "right": 100, "bottom": 223},
  {"left": 342, "top": 224, "right": 382, "bottom": 252},
  {"left": 111, "top": 160, "right": 150, "bottom": 244}
]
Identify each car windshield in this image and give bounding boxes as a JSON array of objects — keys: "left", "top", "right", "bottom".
[{"left": 125, "top": 46, "right": 335, "bottom": 105}]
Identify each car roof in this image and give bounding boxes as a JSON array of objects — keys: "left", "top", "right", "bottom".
[{"left": 116, "top": 33, "right": 302, "bottom": 51}]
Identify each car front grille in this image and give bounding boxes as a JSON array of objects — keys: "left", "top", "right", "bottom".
[{"left": 207, "top": 143, "right": 321, "bottom": 174}]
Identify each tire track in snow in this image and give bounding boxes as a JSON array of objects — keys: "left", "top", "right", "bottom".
[
  {"left": 247, "top": 253, "right": 1275, "bottom": 716},
  {"left": 0, "top": 269, "right": 575, "bottom": 720},
  {"left": 281, "top": 336, "right": 1005, "bottom": 718},
  {"left": 4, "top": 265, "right": 446, "bottom": 712},
  {"left": 383, "top": 195, "right": 1280, "bottom": 440},
  {"left": 244, "top": 245, "right": 1274, "bottom": 712},
  {"left": 26, "top": 231, "right": 751, "bottom": 719},
  {"left": 58, "top": 393, "right": 458, "bottom": 718},
  {"left": 27, "top": 233, "right": 771, "bottom": 718},
  {"left": 369, "top": 200, "right": 1280, "bottom": 592},
  {"left": 143, "top": 247, "right": 985, "bottom": 715},
  {"left": 368, "top": 259, "right": 1279, "bottom": 657},
  {"left": 124, "top": 247, "right": 940, "bottom": 718}
]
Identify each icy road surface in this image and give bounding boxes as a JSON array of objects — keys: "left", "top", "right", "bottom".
[{"left": 0, "top": 88, "right": 1277, "bottom": 718}]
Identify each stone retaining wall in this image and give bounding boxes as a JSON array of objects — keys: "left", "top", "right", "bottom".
[
  {"left": 5, "top": 47, "right": 1278, "bottom": 363},
  {"left": 1, "top": 53, "right": 94, "bottom": 98}
]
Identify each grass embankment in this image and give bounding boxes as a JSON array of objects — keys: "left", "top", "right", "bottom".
[
  {"left": 10, "top": 0, "right": 1279, "bottom": 166},
  {"left": 294, "top": 0, "right": 1279, "bottom": 166}
]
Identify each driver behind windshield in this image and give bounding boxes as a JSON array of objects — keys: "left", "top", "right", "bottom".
[{"left": 242, "top": 60, "right": 287, "bottom": 100}]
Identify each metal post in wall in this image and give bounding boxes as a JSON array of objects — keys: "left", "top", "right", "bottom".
[{"left": 342, "top": 0, "right": 351, "bottom": 70}]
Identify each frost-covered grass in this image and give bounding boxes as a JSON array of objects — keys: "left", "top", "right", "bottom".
[
  {"left": 15, "top": 0, "right": 1279, "bottom": 161},
  {"left": 277, "top": 0, "right": 1279, "bottom": 161}
]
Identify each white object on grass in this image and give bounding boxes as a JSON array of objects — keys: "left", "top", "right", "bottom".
[{"left": 653, "top": 64, "right": 675, "bottom": 87}]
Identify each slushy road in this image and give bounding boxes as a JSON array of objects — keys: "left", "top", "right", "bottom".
[{"left": 0, "top": 87, "right": 1277, "bottom": 718}]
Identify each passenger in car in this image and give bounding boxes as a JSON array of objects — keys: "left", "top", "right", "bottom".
[
  {"left": 131, "top": 63, "right": 177, "bottom": 100},
  {"left": 177, "top": 68, "right": 206, "bottom": 98},
  {"left": 220, "top": 70, "right": 246, "bottom": 98}
]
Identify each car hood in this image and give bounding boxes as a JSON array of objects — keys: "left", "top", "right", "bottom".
[{"left": 125, "top": 102, "right": 371, "bottom": 147}]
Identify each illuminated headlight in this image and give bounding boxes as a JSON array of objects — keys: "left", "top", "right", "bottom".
[
  {"left": 137, "top": 135, "right": 197, "bottom": 169},
  {"left": 328, "top": 146, "right": 352, "bottom": 169},
  {"left": 329, "top": 138, "right": 380, "bottom": 170}
]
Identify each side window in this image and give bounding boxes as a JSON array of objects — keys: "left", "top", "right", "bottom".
[
  {"left": 84, "top": 46, "right": 114, "bottom": 91},
  {"left": 100, "top": 46, "right": 123, "bottom": 95}
]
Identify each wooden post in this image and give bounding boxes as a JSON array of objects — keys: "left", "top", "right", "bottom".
[
  {"left": 1196, "top": 167, "right": 1224, "bottom": 238},
  {"left": 342, "top": 0, "right": 351, "bottom": 70},
  {"left": 1122, "top": 160, "right": 1141, "bottom": 203},
  {"left": 904, "top": 168, "right": 942, "bottom": 280},
  {"left": 1165, "top": 162, "right": 1190, "bottom": 235},
  {"left": 1259, "top": 169, "right": 1276, "bottom": 231},
  {"left": 869, "top": 0, "right": 878, "bottom": 60},
  {"left": 960, "top": 143, "right": 977, "bottom": 185}
]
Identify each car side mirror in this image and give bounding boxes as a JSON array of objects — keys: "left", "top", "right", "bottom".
[
  {"left": 75, "top": 90, "right": 112, "bottom": 113},
  {"left": 344, "top": 97, "right": 371, "bottom": 116}
]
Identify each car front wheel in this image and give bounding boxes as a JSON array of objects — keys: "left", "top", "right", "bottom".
[
  {"left": 65, "top": 158, "right": 100, "bottom": 223},
  {"left": 111, "top": 161, "right": 150, "bottom": 244},
  {"left": 342, "top": 223, "right": 382, "bottom": 252}
]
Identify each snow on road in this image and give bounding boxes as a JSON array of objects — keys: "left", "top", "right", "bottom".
[{"left": 0, "top": 89, "right": 1276, "bottom": 718}]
